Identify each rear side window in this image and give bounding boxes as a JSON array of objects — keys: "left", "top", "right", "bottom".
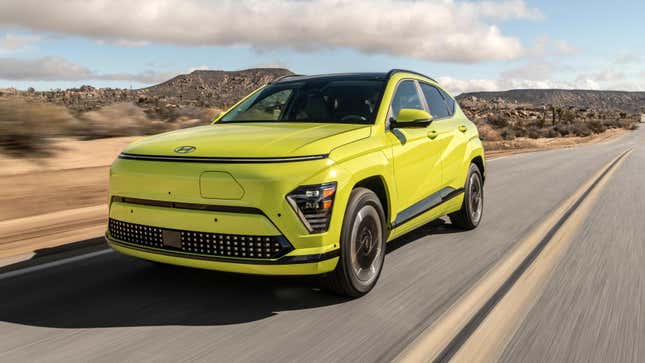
[
  {"left": 419, "top": 83, "right": 450, "bottom": 119},
  {"left": 439, "top": 88, "right": 456, "bottom": 115},
  {"left": 391, "top": 80, "right": 424, "bottom": 117}
]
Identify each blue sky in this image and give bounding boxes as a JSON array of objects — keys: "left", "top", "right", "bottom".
[{"left": 0, "top": 0, "right": 642, "bottom": 94}]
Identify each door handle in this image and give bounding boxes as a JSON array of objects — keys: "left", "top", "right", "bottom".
[
  {"left": 427, "top": 130, "right": 438, "bottom": 139},
  {"left": 458, "top": 125, "right": 468, "bottom": 133}
]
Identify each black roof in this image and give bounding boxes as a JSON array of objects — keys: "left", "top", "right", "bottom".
[{"left": 272, "top": 69, "right": 436, "bottom": 84}]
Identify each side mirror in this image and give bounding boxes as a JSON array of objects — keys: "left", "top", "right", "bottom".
[{"left": 391, "top": 108, "right": 433, "bottom": 128}]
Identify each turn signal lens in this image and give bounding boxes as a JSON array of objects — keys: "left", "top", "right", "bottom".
[{"left": 286, "top": 182, "right": 337, "bottom": 233}]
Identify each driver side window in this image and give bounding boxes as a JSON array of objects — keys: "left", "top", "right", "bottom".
[{"left": 391, "top": 80, "right": 424, "bottom": 118}]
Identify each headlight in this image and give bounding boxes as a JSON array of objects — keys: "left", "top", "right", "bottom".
[{"left": 286, "top": 182, "right": 337, "bottom": 233}]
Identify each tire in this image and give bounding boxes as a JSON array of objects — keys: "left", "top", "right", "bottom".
[
  {"left": 449, "top": 163, "right": 484, "bottom": 230},
  {"left": 322, "top": 188, "right": 387, "bottom": 298}
]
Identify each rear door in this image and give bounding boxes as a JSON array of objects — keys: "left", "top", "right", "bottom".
[{"left": 418, "top": 82, "right": 466, "bottom": 189}]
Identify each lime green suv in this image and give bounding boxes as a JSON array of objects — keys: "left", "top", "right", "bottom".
[{"left": 106, "top": 70, "right": 485, "bottom": 297}]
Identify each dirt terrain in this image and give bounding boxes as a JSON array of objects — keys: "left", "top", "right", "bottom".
[{"left": 0, "top": 137, "right": 139, "bottom": 220}]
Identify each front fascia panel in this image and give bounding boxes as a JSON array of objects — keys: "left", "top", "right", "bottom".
[{"left": 109, "top": 156, "right": 350, "bottom": 253}]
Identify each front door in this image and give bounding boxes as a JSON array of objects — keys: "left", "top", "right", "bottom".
[{"left": 387, "top": 79, "right": 449, "bottom": 221}]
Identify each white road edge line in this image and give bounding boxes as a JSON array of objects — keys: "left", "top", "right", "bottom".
[{"left": 0, "top": 249, "right": 113, "bottom": 281}]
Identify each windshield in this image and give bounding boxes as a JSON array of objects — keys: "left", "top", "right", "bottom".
[{"left": 219, "top": 79, "right": 386, "bottom": 124}]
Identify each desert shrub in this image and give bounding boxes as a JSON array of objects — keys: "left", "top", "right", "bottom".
[
  {"left": 535, "top": 117, "right": 546, "bottom": 128},
  {"left": 586, "top": 120, "right": 606, "bottom": 134},
  {"left": 527, "top": 126, "right": 544, "bottom": 139},
  {"left": 621, "top": 119, "right": 638, "bottom": 130},
  {"left": 570, "top": 123, "right": 592, "bottom": 137},
  {"left": 486, "top": 113, "right": 510, "bottom": 128},
  {"left": 76, "top": 103, "right": 170, "bottom": 140},
  {"left": 476, "top": 123, "right": 502, "bottom": 141},
  {"left": 545, "top": 128, "right": 560, "bottom": 138},
  {"left": 500, "top": 129, "right": 516, "bottom": 140},
  {"left": 511, "top": 125, "right": 527, "bottom": 138},
  {"left": 0, "top": 98, "right": 78, "bottom": 157},
  {"left": 168, "top": 105, "right": 205, "bottom": 121},
  {"left": 555, "top": 124, "right": 571, "bottom": 136},
  {"left": 147, "top": 104, "right": 221, "bottom": 124},
  {"left": 561, "top": 109, "right": 576, "bottom": 123}
]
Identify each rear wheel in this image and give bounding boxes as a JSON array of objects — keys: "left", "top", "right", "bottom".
[
  {"left": 322, "top": 188, "right": 386, "bottom": 298},
  {"left": 449, "top": 163, "right": 484, "bottom": 230}
]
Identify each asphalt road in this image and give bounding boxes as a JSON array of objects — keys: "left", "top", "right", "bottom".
[{"left": 1, "top": 127, "right": 643, "bottom": 362}]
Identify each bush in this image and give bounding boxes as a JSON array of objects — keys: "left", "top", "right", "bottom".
[
  {"left": 571, "top": 123, "right": 592, "bottom": 137},
  {"left": 501, "top": 129, "right": 516, "bottom": 140},
  {"left": 527, "top": 126, "right": 543, "bottom": 139},
  {"left": 0, "top": 98, "right": 78, "bottom": 157},
  {"left": 476, "top": 123, "right": 502, "bottom": 141},
  {"left": 486, "top": 113, "right": 510, "bottom": 128},
  {"left": 621, "top": 119, "right": 638, "bottom": 130},
  {"left": 545, "top": 128, "right": 559, "bottom": 138},
  {"left": 555, "top": 124, "right": 570, "bottom": 136},
  {"left": 76, "top": 103, "right": 170, "bottom": 140},
  {"left": 586, "top": 120, "right": 606, "bottom": 134},
  {"left": 0, "top": 98, "right": 207, "bottom": 157},
  {"left": 511, "top": 126, "right": 527, "bottom": 138}
]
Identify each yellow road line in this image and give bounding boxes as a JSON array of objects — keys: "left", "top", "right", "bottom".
[{"left": 395, "top": 148, "right": 632, "bottom": 363}]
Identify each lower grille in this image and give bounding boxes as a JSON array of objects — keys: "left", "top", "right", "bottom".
[{"left": 108, "top": 218, "right": 293, "bottom": 259}]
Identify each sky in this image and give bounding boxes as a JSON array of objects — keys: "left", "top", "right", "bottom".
[{"left": 0, "top": 0, "right": 643, "bottom": 94}]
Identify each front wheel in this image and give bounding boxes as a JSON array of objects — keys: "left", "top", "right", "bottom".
[
  {"left": 449, "top": 163, "right": 484, "bottom": 229},
  {"left": 322, "top": 188, "right": 386, "bottom": 298}
]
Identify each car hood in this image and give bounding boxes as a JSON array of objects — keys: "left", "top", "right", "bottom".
[{"left": 122, "top": 122, "right": 371, "bottom": 158}]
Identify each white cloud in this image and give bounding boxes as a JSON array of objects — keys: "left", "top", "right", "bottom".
[
  {"left": 0, "top": 56, "right": 172, "bottom": 83},
  {"left": 438, "top": 75, "right": 605, "bottom": 95},
  {"left": 529, "top": 36, "right": 578, "bottom": 57},
  {"left": 0, "top": 56, "right": 92, "bottom": 80},
  {"left": 0, "top": 33, "right": 41, "bottom": 53},
  {"left": 584, "top": 70, "right": 625, "bottom": 82},
  {"left": 438, "top": 76, "right": 500, "bottom": 94},
  {"left": 614, "top": 54, "right": 642, "bottom": 65},
  {"left": 187, "top": 65, "right": 209, "bottom": 73},
  {"left": 0, "top": 0, "right": 542, "bottom": 63},
  {"left": 500, "top": 60, "right": 560, "bottom": 81},
  {"left": 253, "top": 62, "right": 289, "bottom": 69},
  {"left": 461, "top": 0, "right": 543, "bottom": 20},
  {"left": 554, "top": 40, "right": 577, "bottom": 56}
]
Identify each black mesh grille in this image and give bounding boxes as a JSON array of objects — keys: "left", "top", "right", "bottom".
[{"left": 108, "top": 218, "right": 293, "bottom": 259}]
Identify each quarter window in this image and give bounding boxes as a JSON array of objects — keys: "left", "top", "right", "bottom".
[
  {"left": 420, "top": 83, "right": 450, "bottom": 119},
  {"left": 391, "top": 80, "right": 424, "bottom": 118},
  {"left": 439, "top": 88, "right": 456, "bottom": 115}
]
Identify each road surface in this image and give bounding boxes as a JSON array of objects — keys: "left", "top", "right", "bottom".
[{"left": 1, "top": 127, "right": 643, "bottom": 362}]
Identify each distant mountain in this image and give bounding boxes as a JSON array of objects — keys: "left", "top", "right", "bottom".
[
  {"left": 457, "top": 89, "right": 645, "bottom": 113},
  {"left": 141, "top": 68, "right": 294, "bottom": 109}
]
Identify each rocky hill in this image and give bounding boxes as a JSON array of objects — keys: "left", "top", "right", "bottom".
[
  {"left": 140, "top": 68, "right": 293, "bottom": 109},
  {"left": 457, "top": 89, "right": 645, "bottom": 113},
  {"left": 20, "top": 68, "right": 293, "bottom": 114},
  {"left": 458, "top": 94, "right": 639, "bottom": 143}
]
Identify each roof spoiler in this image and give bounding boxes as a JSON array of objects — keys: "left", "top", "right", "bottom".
[
  {"left": 269, "top": 74, "right": 303, "bottom": 84},
  {"left": 387, "top": 69, "right": 437, "bottom": 83}
]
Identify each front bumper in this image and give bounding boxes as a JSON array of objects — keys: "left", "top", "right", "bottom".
[{"left": 106, "top": 233, "right": 339, "bottom": 276}]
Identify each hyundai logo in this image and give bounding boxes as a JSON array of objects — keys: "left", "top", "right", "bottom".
[{"left": 174, "top": 145, "right": 196, "bottom": 154}]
